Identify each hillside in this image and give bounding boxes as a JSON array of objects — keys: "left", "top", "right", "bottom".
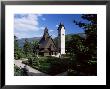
[{"left": 18, "top": 37, "right": 41, "bottom": 48}]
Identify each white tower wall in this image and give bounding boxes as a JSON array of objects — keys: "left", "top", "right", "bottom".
[{"left": 60, "top": 27, "right": 65, "bottom": 54}]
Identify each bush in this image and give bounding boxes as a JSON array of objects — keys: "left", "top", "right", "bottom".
[{"left": 22, "top": 56, "right": 40, "bottom": 70}]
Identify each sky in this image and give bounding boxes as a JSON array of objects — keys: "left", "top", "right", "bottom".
[{"left": 14, "top": 14, "right": 89, "bottom": 39}]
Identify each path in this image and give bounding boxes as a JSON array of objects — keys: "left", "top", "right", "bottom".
[{"left": 14, "top": 60, "right": 49, "bottom": 76}]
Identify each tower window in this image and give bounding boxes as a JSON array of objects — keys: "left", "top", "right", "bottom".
[{"left": 62, "top": 34, "right": 64, "bottom": 35}]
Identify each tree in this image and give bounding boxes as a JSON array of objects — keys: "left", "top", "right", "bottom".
[
  {"left": 14, "top": 36, "right": 20, "bottom": 59},
  {"left": 72, "top": 14, "right": 97, "bottom": 75},
  {"left": 14, "top": 36, "right": 19, "bottom": 50},
  {"left": 14, "top": 36, "right": 26, "bottom": 59},
  {"left": 31, "top": 40, "right": 39, "bottom": 55},
  {"left": 14, "top": 36, "right": 18, "bottom": 59},
  {"left": 74, "top": 14, "right": 97, "bottom": 60},
  {"left": 65, "top": 34, "right": 74, "bottom": 54},
  {"left": 23, "top": 39, "right": 32, "bottom": 57}
]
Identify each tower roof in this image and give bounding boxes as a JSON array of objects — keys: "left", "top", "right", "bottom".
[{"left": 57, "top": 22, "right": 65, "bottom": 30}]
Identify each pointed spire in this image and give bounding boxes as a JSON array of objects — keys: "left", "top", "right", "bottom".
[
  {"left": 57, "top": 22, "right": 65, "bottom": 30},
  {"left": 44, "top": 27, "right": 48, "bottom": 33},
  {"left": 43, "top": 27, "right": 49, "bottom": 40}
]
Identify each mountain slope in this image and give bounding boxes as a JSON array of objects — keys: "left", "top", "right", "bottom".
[{"left": 18, "top": 37, "right": 41, "bottom": 48}]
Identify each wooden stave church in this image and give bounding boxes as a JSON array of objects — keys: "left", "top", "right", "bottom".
[{"left": 38, "top": 27, "right": 57, "bottom": 56}]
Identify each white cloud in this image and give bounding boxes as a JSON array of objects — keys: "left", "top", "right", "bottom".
[
  {"left": 15, "top": 29, "right": 43, "bottom": 39},
  {"left": 14, "top": 14, "right": 39, "bottom": 31},
  {"left": 14, "top": 14, "right": 45, "bottom": 38},
  {"left": 15, "top": 32, "right": 28, "bottom": 39},
  {"left": 49, "top": 30, "right": 54, "bottom": 32}
]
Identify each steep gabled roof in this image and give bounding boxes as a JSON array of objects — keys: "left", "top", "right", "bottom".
[{"left": 39, "top": 27, "right": 57, "bottom": 52}]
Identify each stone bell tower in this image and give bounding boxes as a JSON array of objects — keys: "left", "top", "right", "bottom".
[{"left": 57, "top": 23, "right": 65, "bottom": 54}]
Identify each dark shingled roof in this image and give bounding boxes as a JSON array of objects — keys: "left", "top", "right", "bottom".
[{"left": 39, "top": 27, "right": 57, "bottom": 52}]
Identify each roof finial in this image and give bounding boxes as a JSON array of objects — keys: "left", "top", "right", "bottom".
[{"left": 59, "top": 22, "right": 64, "bottom": 26}]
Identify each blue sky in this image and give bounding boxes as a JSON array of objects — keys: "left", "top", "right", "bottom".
[{"left": 14, "top": 14, "right": 89, "bottom": 39}]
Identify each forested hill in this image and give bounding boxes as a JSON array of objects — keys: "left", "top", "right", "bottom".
[
  {"left": 18, "top": 37, "right": 41, "bottom": 48},
  {"left": 54, "top": 33, "right": 86, "bottom": 42}
]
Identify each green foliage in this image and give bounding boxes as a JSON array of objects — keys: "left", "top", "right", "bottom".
[
  {"left": 14, "top": 36, "right": 39, "bottom": 60},
  {"left": 22, "top": 40, "right": 39, "bottom": 58},
  {"left": 74, "top": 14, "right": 97, "bottom": 60},
  {"left": 64, "top": 14, "right": 97, "bottom": 75},
  {"left": 31, "top": 40, "right": 39, "bottom": 55},
  {"left": 71, "top": 14, "right": 97, "bottom": 75},
  {"left": 14, "top": 36, "right": 27, "bottom": 60},
  {"left": 14, "top": 36, "right": 19, "bottom": 59},
  {"left": 53, "top": 37, "right": 58, "bottom": 48},
  {"left": 22, "top": 54, "right": 40, "bottom": 69},
  {"left": 14, "top": 36, "right": 21, "bottom": 59},
  {"left": 14, "top": 65, "right": 23, "bottom": 76},
  {"left": 23, "top": 39, "right": 33, "bottom": 56}
]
